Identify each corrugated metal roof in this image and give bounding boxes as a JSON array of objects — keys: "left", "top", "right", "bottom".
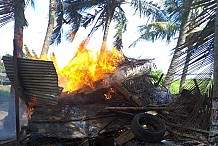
[{"left": 2, "top": 56, "right": 62, "bottom": 105}]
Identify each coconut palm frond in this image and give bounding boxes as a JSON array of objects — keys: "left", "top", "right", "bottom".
[
  {"left": 187, "top": 0, "right": 216, "bottom": 33},
  {"left": 51, "top": 24, "right": 63, "bottom": 45},
  {"left": 166, "top": 0, "right": 216, "bottom": 92},
  {"left": 65, "top": 12, "right": 82, "bottom": 41},
  {"left": 129, "top": 21, "right": 179, "bottom": 48},
  {"left": 175, "top": 18, "right": 215, "bottom": 81},
  {"left": 0, "top": 1, "right": 14, "bottom": 27},
  {"left": 190, "top": 0, "right": 216, "bottom": 9},
  {"left": 52, "top": 0, "right": 88, "bottom": 45},
  {"left": 65, "top": 0, "right": 105, "bottom": 12},
  {"left": 51, "top": 1, "right": 64, "bottom": 45},
  {"left": 113, "top": 6, "right": 127, "bottom": 51},
  {"left": 26, "top": 0, "right": 35, "bottom": 9},
  {"left": 164, "top": 0, "right": 192, "bottom": 25},
  {"left": 81, "top": 8, "right": 105, "bottom": 45},
  {"left": 50, "top": 0, "right": 90, "bottom": 45},
  {"left": 128, "top": 37, "right": 143, "bottom": 48},
  {"left": 14, "top": 1, "right": 28, "bottom": 27},
  {"left": 0, "top": 0, "right": 34, "bottom": 28},
  {"left": 51, "top": 0, "right": 130, "bottom": 47},
  {"left": 0, "top": 13, "right": 13, "bottom": 27},
  {"left": 176, "top": 17, "right": 214, "bottom": 60},
  {"left": 51, "top": 0, "right": 109, "bottom": 45},
  {"left": 130, "top": 0, "right": 167, "bottom": 22}
]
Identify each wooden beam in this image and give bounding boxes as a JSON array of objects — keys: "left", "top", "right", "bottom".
[
  {"left": 113, "top": 82, "right": 144, "bottom": 107},
  {"left": 13, "top": 39, "right": 21, "bottom": 146}
]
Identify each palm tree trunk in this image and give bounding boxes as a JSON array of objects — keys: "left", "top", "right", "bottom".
[
  {"left": 5, "top": 0, "right": 26, "bottom": 144},
  {"left": 40, "top": 0, "right": 56, "bottom": 58},
  {"left": 162, "top": 1, "right": 192, "bottom": 89},
  {"left": 208, "top": 1, "right": 218, "bottom": 144},
  {"left": 14, "top": 0, "right": 26, "bottom": 58},
  {"left": 101, "top": 14, "right": 113, "bottom": 50},
  {"left": 101, "top": 2, "right": 115, "bottom": 51},
  {"left": 114, "top": 25, "right": 123, "bottom": 51},
  {"left": 162, "top": 22, "right": 189, "bottom": 89}
]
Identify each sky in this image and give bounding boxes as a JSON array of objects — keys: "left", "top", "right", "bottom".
[{"left": 0, "top": 0, "right": 176, "bottom": 74}]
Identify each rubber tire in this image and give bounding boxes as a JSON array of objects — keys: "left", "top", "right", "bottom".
[{"left": 130, "top": 113, "right": 166, "bottom": 143}]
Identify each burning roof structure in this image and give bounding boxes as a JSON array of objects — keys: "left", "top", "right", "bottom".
[{"left": 0, "top": 42, "right": 212, "bottom": 145}]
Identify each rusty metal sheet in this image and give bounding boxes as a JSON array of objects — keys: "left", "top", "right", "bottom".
[{"left": 2, "top": 56, "right": 62, "bottom": 105}]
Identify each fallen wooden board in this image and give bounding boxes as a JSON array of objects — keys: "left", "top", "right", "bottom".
[{"left": 115, "top": 129, "right": 135, "bottom": 146}]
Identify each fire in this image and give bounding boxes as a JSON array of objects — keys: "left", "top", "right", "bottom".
[
  {"left": 25, "top": 41, "right": 124, "bottom": 93},
  {"left": 104, "top": 87, "right": 115, "bottom": 100},
  {"left": 53, "top": 42, "right": 124, "bottom": 92}
]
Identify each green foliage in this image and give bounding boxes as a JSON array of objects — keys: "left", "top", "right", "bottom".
[
  {"left": 51, "top": 0, "right": 128, "bottom": 46},
  {"left": 149, "top": 70, "right": 181, "bottom": 94},
  {"left": 129, "top": 21, "right": 179, "bottom": 47},
  {"left": 149, "top": 70, "right": 212, "bottom": 95},
  {"left": 149, "top": 69, "right": 164, "bottom": 86},
  {"left": 169, "top": 80, "right": 180, "bottom": 94},
  {"left": 0, "top": 60, "right": 5, "bottom": 73},
  {"left": 0, "top": 54, "right": 11, "bottom": 73},
  {"left": 168, "top": 79, "right": 213, "bottom": 95}
]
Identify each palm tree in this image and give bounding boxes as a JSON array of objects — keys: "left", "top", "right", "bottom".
[
  {"left": 98, "top": 0, "right": 127, "bottom": 52},
  {"left": 168, "top": 0, "right": 217, "bottom": 94},
  {"left": 128, "top": 0, "right": 176, "bottom": 48},
  {"left": 163, "top": 0, "right": 192, "bottom": 89},
  {"left": 175, "top": 0, "right": 216, "bottom": 94},
  {"left": 179, "top": 34, "right": 194, "bottom": 92},
  {"left": 129, "top": 0, "right": 196, "bottom": 89},
  {"left": 0, "top": 0, "right": 36, "bottom": 56},
  {"left": 51, "top": 0, "right": 128, "bottom": 52},
  {"left": 113, "top": 11, "right": 127, "bottom": 51},
  {"left": 40, "top": 0, "right": 57, "bottom": 58},
  {"left": 0, "top": 0, "right": 30, "bottom": 57},
  {"left": 14, "top": 0, "right": 27, "bottom": 58},
  {"left": 0, "top": 1, "right": 34, "bottom": 142},
  {"left": 168, "top": 0, "right": 217, "bottom": 142},
  {"left": 1, "top": 0, "right": 56, "bottom": 59},
  {"left": 52, "top": 0, "right": 178, "bottom": 59}
]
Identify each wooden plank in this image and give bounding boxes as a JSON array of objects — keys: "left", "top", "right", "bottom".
[
  {"left": 82, "top": 138, "right": 89, "bottom": 146},
  {"left": 115, "top": 129, "right": 135, "bottom": 146},
  {"left": 113, "top": 82, "right": 144, "bottom": 107}
]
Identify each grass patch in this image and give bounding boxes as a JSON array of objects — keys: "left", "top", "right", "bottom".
[
  {"left": 169, "top": 80, "right": 180, "bottom": 94},
  {"left": 169, "top": 79, "right": 212, "bottom": 95}
]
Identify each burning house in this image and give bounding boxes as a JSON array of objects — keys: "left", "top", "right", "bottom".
[{"left": 0, "top": 42, "right": 210, "bottom": 145}]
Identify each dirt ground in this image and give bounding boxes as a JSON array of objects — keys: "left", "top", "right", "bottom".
[{"left": 0, "top": 85, "right": 10, "bottom": 129}]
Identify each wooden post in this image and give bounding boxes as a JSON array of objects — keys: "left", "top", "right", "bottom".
[
  {"left": 13, "top": 39, "right": 21, "bottom": 146},
  {"left": 193, "top": 79, "right": 201, "bottom": 94},
  {"left": 155, "top": 73, "right": 164, "bottom": 87}
]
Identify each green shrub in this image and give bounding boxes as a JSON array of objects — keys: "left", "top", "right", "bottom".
[{"left": 149, "top": 69, "right": 164, "bottom": 86}]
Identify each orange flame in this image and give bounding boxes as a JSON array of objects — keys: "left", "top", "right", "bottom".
[
  {"left": 104, "top": 87, "right": 115, "bottom": 100},
  {"left": 55, "top": 42, "right": 124, "bottom": 92},
  {"left": 26, "top": 41, "right": 124, "bottom": 93}
]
